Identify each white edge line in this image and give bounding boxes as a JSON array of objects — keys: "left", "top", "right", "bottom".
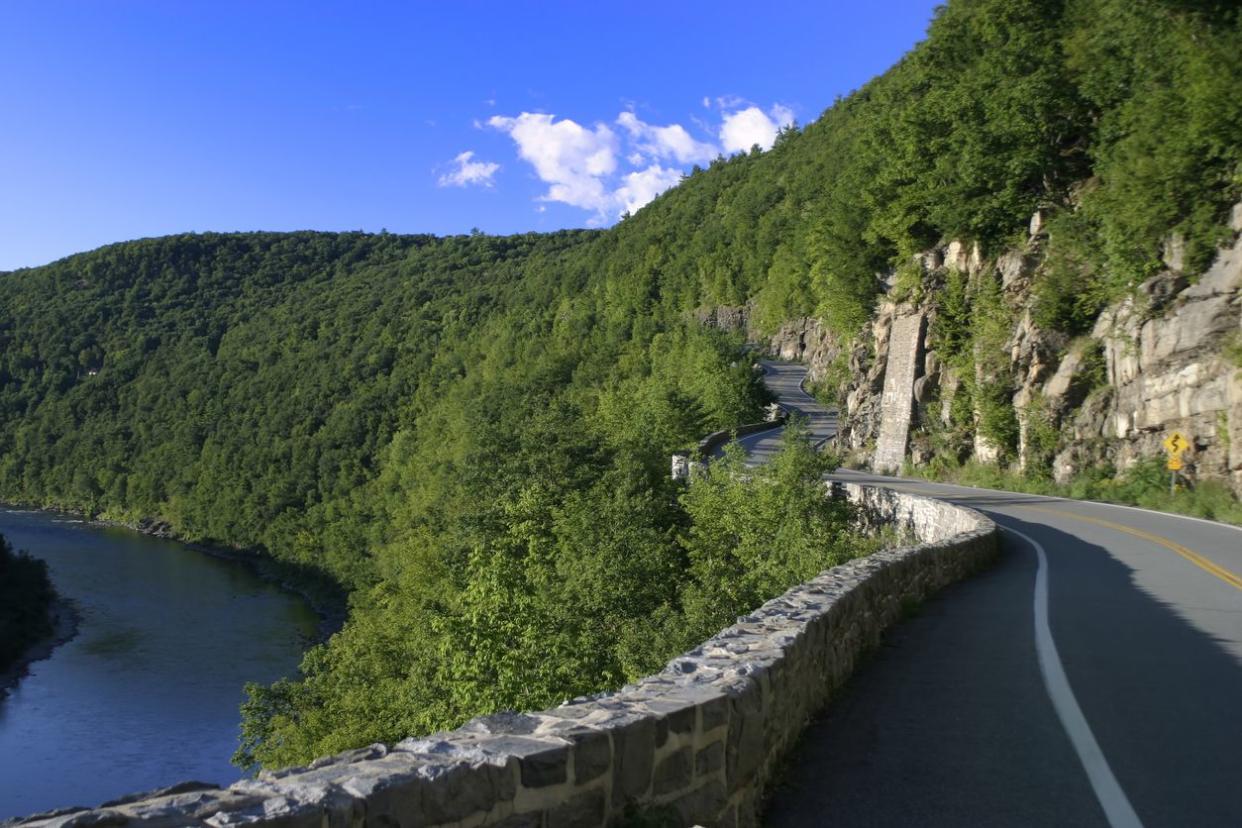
[
  {"left": 1004, "top": 525, "right": 1145, "bottom": 828},
  {"left": 771, "top": 361, "right": 1143, "bottom": 824}
]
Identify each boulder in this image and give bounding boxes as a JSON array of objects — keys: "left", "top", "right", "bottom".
[
  {"left": 944, "top": 240, "right": 970, "bottom": 273},
  {"left": 968, "top": 242, "right": 985, "bottom": 275},
  {"left": 998, "top": 250, "right": 1037, "bottom": 291},
  {"left": 1029, "top": 209, "right": 1047, "bottom": 239},
  {"left": 913, "top": 372, "right": 940, "bottom": 405},
  {"left": 1162, "top": 234, "right": 1187, "bottom": 273}
]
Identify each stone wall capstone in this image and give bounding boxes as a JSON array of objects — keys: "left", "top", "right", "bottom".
[
  {"left": 10, "top": 485, "right": 996, "bottom": 828},
  {"left": 695, "top": 411, "right": 786, "bottom": 460}
]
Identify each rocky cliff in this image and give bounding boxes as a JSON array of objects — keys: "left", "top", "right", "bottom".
[{"left": 701, "top": 205, "right": 1242, "bottom": 496}]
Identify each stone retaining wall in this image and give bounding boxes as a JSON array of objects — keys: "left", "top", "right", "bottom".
[
  {"left": 13, "top": 485, "right": 996, "bottom": 828},
  {"left": 695, "top": 412, "right": 786, "bottom": 459}
]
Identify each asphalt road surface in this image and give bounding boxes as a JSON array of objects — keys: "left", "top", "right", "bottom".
[
  {"left": 712, "top": 360, "right": 838, "bottom": 464},
  {"left": 744, "top": 361, "right": 1242, "bottom": 828}
]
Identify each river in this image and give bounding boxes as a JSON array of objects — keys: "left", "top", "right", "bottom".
[{"left": 0, "top": 507, "right": 318, "bottom": 819}]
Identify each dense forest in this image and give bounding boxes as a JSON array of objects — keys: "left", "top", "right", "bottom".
[
  {"left": 0, "top": 0, "right": 1238, "bottom": 768},
  {"left": 0, "top": 533, "right": 57, "bottom": 675}
]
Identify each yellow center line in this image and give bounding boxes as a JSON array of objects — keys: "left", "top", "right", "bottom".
[{"left": 1018, "top": 504, "right": 1242, "bottom": 592}]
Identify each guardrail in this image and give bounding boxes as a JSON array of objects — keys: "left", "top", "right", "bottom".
[
  {"left": 695, "top": 407, "right": 787, "bottom": 460},
  {"left": 13, "top": 484, "right": 997, "bottom": 827}
]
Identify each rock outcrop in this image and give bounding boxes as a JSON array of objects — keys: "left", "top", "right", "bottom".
[
  {"left": 920, "top": 207, "right": 1237, "bottom": 492},
  {"left": 694, "top": 306, "right": 842, "bottom": 386},
  {"left": 703, "top": 204, "right": 1242, "bottom": 495},
  {"left": 1085, "top": 215, "right": 1242, "bottom": 491}
]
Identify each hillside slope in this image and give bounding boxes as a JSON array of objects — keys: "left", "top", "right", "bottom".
[{"left": 0, "top": 0, "right": 1239, "bottom": 767}]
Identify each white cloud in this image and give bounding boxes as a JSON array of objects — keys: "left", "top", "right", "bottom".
[
  {"left": 719, "top": 105, "right": 795, "bottom": 154},
  {"left": 437, "top": 151, "right": 500, "bottom": 188},
  {"left": 615, "top": 164, "right": 683, "bottom": 216},
  {"left": 488, "top": 113, "right": 618, "bottom": 212},
  {"left": 484, "top": 100, "right": 795, "bottom": 222},
  {"left": 616, "top": 111, "right": 717, "bottom": 166}
]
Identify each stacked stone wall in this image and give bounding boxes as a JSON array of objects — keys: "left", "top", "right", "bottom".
[
  {"left": 695, "top": 412, "right": 786, "bottom": 459},
  {"left": 872, "top": 312, "right": 925, "bottom": 473},
  {"left": 12, "top": 486, "right": 996, "bottom": 828}
]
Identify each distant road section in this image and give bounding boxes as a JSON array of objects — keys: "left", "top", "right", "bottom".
[
  {"left": 746, "top": 360, "right": 1242, "bottom": 828},
  {"left": 717, "top": 361, "right": 837, "bottom": 464}
]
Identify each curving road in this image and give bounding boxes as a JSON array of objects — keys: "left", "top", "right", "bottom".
[
  {"left": 715, "top": 362, "right": 838, "bottom": 464},
  {"left": 745, "top": 361, "right": 1242, "bottom": 828}
]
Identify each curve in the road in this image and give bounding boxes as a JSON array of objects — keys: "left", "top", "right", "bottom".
[
  {"left": 719, "top": 361, "right": 837, "bottom": 465},
  {"left": 745, "top": 360, "right": 1242, "bottom": 828},
  {"left": 1012, "top": 523, "right": 1142, "bottom": 828}
]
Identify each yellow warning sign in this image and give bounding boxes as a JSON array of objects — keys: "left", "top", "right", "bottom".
[
  {"left": 1166, "top": 456, "right": 1183, "bottom": 471},
  {"left": 1162, "top": 432, "right": 1191, "bottom": 456}
]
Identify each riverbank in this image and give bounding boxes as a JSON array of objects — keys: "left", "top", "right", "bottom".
[
  {"left": 99, "top": 515, "right": 348, "bottom": 644},
  {"left": 0, "top": 499, "right": 347, "bottom": 645},
  {"left": 0, "top": 596, "right": 80, "bottom": 702},
  {"left": 0, "top": 505, "right": 325, "bottom": 816}
]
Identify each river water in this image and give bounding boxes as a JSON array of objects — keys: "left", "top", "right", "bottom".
[{"left": 0, "top": 507, "right": 318, "bottom": 819}]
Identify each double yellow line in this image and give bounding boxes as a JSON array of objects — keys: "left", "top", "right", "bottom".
[{"left": 1021, "top": 504, "right": 1242, "bottom": 592}]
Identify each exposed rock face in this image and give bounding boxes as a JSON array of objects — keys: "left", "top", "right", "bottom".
[
  {"left": 998, "top": 250, "right": 1038, "bottom": 292},
  {"left": 987, "top": 212, "right": 1235, "bottom": 491},
  {"left": 1089, "top": 229, "right": 1242, "bottom": 490},
  {"left": 704, "top": 203, "right": 1242, "bottom": 495},
  {"left": 694, "top": 304, "right": 843, "bottom": 385},
  {"left": 1029, "top": 209, "right": 1048, "bottom": 239},
  {"left": 766, "top": 316, "right": 842, "bottom": 375},
  {"left": 694, "top": 305, "right": 749, "bottom": 334}
]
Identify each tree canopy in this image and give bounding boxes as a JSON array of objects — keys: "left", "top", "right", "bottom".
[{"left": 0, "top": 0, "right": 1237, "bottom": 769}]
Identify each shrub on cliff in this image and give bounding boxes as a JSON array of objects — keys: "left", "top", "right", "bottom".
[
  {"left": 677, "top": 423, "right": 864, "bottom": 643},
  {"left": 235, "top": 421, "right": 866, "bottom": 771}
]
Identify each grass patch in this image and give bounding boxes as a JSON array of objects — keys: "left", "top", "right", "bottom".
[{"left": 905, "top": 455, "right": 1242, "bottom": 526}]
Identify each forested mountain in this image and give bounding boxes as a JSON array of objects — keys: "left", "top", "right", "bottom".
[{"left": 1, "top": 0, "right": 1238, "bottom": 768}]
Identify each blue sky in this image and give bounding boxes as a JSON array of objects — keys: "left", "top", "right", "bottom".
[{"left": 0, "top": 1, "right": 939, "bottom": 271}]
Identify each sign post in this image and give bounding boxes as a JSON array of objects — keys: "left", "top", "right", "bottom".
[{"left": 1162, "top": 431, "right": 1191, "bottom": 494}]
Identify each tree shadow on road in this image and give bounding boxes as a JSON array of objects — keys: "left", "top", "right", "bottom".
[{"left": 764, "top": 514, "right": 1242, "bottom": 828}]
